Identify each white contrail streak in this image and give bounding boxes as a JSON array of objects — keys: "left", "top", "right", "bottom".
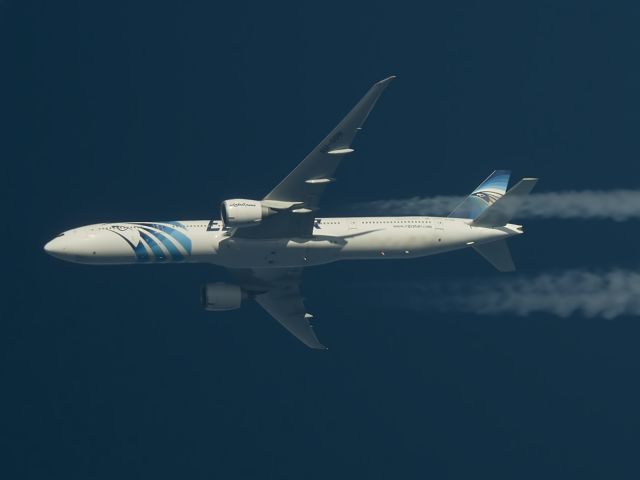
[
  {"left": 353, "top": 190, "right": 640, "bottom": 221},
  {"left": 365, "top": 269, "right": 640, "bottom": 319}
]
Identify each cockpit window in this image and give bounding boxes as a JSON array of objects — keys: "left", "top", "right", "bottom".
[{"left": 56, "top": 233, "right": 65, "bottom": 237}]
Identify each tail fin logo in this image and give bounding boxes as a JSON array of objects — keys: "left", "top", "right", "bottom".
[
  {"left": 449, "top": 170, "right": 511, "bottom": 220},
  {"left": 472, "top": 190, "right": 503, "bottom": 205}
]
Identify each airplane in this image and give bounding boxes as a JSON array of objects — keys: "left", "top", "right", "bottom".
[{"left": 44, "top": 76, "right": 538, "bottom": 350}]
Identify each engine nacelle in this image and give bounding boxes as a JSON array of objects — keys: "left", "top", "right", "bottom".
[
  {"left": 201, "top": 283, "right": 246, "bottom": 311},
  {"left": 220, "top": 199, "right": 275, "bottom": 228}
]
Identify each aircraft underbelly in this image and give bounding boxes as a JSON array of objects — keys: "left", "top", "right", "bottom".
[
  {"left": 336, "top": 223, "right": 507, "bottom": 259},
  {"left": 214, "top": 237, "right": 340, "bottom": 268},
  {"left": 208, "top": 221, "right": 510, "bottom": 268},
  {"left": 339, "top": 228, "right": 437, "bottom": 259}
]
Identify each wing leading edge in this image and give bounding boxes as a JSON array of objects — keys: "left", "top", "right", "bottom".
[
  {"left": 230, "top": 268, "right": 326, "bottom": 349},
  {"left": 255, "top": 290, "right": 325, "bottom": 350},
  {"left": 234, "top": 76, "right": 395, "bottom": 239},
  {"left": 264, "top": 75, "right": 396, "bottom": 209}
]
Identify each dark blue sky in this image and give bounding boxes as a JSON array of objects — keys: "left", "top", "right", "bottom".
[{"left": 4, "top": 1, "right": 640, "bottom": 478}]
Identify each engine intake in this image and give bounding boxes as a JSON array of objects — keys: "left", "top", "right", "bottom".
[
  {"left": 220, "top": 199, "right": 275, "bottom": 228},
  {"left": 201, "top": 283, "right": 247, "bottom": 311}
]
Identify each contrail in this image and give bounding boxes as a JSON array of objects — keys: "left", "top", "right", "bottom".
[
  {"left": 352, "top": 190, "right": 640, "bottom": 221},
  {"left": 361, "top": 269, "right": 640, "bottom": 319}
]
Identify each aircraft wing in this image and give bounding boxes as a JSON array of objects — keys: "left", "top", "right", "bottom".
[
  {"left": 229, "top": 268, "right": 326, "bottom": 349},
  {"left": 233, "top": 76, "right": 395, "bottom": 239}
]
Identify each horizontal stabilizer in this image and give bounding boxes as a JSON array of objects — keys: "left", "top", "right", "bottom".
[
  {"left": 472, "top": 178, "right": 538, "bottom": 227},
  {"left": 472, "top": 240, "right": 515, "bottom": 272}
]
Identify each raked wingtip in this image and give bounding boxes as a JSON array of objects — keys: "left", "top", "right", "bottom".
[{"left": 377, "top": 75, "right": 397, "bottom": 86}]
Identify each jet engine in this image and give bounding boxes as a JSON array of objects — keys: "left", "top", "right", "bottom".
[
  {"left": 220, "top": 199, "right": 276, "bottom": 228},
  {"left": 201, "top": 283, "right": 247, "bottom": 311}
]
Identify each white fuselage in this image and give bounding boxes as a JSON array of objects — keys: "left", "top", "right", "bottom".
[{"left": 44, "top": 216, "right": 522, "bottom": 267}]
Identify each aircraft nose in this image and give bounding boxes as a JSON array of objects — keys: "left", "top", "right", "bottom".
[{"left": 44, "top": 236, "right": 66, "bottom": 258}]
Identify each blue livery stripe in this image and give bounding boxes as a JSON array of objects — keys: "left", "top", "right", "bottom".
[
  {"left": 134, "top": 239, "right": 150, "bottom": 262},
  {"left": 139, "top": 231, "right": 167, "bottom": 261},
  {"left": 139, "top": 227, "right": 184, "bottom": 261},
  {"left": 109, "top": 229, "right": 149, "bottom": 262},
  {"left": 135, "top": 222, "right": 192, "bottom": 254}
]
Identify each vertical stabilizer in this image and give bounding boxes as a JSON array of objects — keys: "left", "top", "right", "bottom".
[{"left": 448, "top": 170, "right": 511, "bottom": 220}]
